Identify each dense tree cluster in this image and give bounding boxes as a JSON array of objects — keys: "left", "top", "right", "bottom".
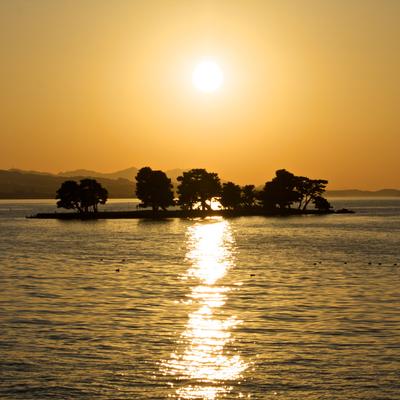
[
  {"left": 55, "top": 167, "right": 332, "bottom": 213},
  {"left": 134, "top": 167, "right": 332, "bottom": 212},
  {"left": 56, "top": 179, "right": 108, "bottom": 213},
  {"left": 260, "top": 169, "right": 329, "bottom": 211}
]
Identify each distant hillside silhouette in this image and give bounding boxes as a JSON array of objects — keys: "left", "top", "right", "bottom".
[
  {"left": 8, "top": 168, "right": 54, "bottom": 177},
  {"left": 58, "top": 167, "right": 139, "bottom": 181},
  {"left": 0, "top": 168, "right": 399, "bottom": 199},
  {"left": 0, "top": 170, "right": 134, "bottom": 199},
  {"left": 58, "top": 167, "right": 186, "bottom": 185}
]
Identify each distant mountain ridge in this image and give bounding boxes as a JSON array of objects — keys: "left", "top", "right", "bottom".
[
  {"left": 58, "top": 167, "right": 139, "bottom": 181},
  {"left": 0, "top": 168, "right": 399, "bottom": 199},
  {"left": 58, "top": 167, "right": 186, "bottom": 182},
  {"left": 0, "top": 169, "right": 134, "bottom": 199},
  {"left": 0, "top": 168, "right": 186, "bottom": 199}
]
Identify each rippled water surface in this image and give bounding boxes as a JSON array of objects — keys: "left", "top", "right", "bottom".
[{"left": 0, "top": 199, "right": 399, "bottom": 399}]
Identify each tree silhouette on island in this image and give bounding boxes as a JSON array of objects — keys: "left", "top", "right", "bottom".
[
  {"left": 135, "top": 167, "right": 175, "bottom": 211},
  {"left": 56, "top": 179, "right": 108, "bottom": 214},
  {"left": 220, "top": 182, "right": 242, "bottom": 210},
  {"left": 177, "top": 169, "right": 221, "bottom": 210},
  {"left": 260, "top": 169, "right": 329, "bottom": 211},
  {"left": 54, "top": 167, "right": 334, "bottom": 217}
]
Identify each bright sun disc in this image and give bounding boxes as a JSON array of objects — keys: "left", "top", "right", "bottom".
[{"left": 192, "top": 60, "right": 224, "bottom": 93}]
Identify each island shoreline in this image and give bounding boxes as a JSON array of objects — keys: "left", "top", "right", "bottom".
[{"left": 28, "top": 208, "right": 353, "bottom": 220}]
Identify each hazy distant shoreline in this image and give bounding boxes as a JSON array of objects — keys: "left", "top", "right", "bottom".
[
  {"left": 326, "top": 189, "right": 400, "bottom": 197},
  {"left": 0, "top": 169, "right": 399, "bottom": 199},
  {"left": 4, "top": 192, "right": 399, "bottom": 200}
]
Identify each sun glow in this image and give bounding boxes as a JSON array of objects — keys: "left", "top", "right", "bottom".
[{"left": 192, "top": 60, "right": 224, "bottom": 93}]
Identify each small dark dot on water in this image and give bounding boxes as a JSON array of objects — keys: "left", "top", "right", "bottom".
[
  {"left": 344, "top": 262, "right": 347, "bottom": 264},
  {"left": 115, "top": 268, "right": 120, "bottom": 272},
  {"left": 250, "top": 274, "right": 255, "bottom": 277},
  {"left": 378, "top": 263, "right": 382, "bottom": 265},
  {"left": 368, "top": 262, "right": 371, "bottom": 265},
  {"left": 313, "top": 263, "right": 317, "bottom": 265}
]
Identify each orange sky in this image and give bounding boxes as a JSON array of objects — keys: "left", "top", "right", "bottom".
[{"left": 1, "top": 1, "right": 399, "bottom": 189}]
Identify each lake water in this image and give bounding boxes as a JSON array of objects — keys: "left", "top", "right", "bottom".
[{"left": 0, "top": 199, "right": 399, "bottom": 399}]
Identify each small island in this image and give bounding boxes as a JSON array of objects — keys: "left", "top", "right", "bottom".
[{"left": 30, "top": 168, "right": 353, "bottom": 220}]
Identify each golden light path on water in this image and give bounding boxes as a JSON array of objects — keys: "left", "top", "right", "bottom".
[{"left": 162, "top": 218, "right": 248, "bottom": 399}]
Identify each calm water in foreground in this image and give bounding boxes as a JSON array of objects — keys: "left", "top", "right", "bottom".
[{"left": 0, "top": 199, "right": 399, "bottom": 399}]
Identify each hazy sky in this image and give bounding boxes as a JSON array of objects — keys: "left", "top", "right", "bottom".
[{"left": 1, "top": 0, "right": 399, "bottom": 189}]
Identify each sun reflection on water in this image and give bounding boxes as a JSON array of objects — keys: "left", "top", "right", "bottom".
[
  {"left": 162, "top": 219, "right": 248, "bottom": 399},
  {"left": 185, "top": 220, "right": 233, "bottom": 285}
]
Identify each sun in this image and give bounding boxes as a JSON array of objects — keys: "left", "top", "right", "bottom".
[{"left": 192, "top": 60, "right": 224, "bottom": 93}]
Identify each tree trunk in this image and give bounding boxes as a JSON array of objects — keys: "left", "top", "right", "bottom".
[{"left": 302, "top": 197, "right": 312, "bottom": 211}]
